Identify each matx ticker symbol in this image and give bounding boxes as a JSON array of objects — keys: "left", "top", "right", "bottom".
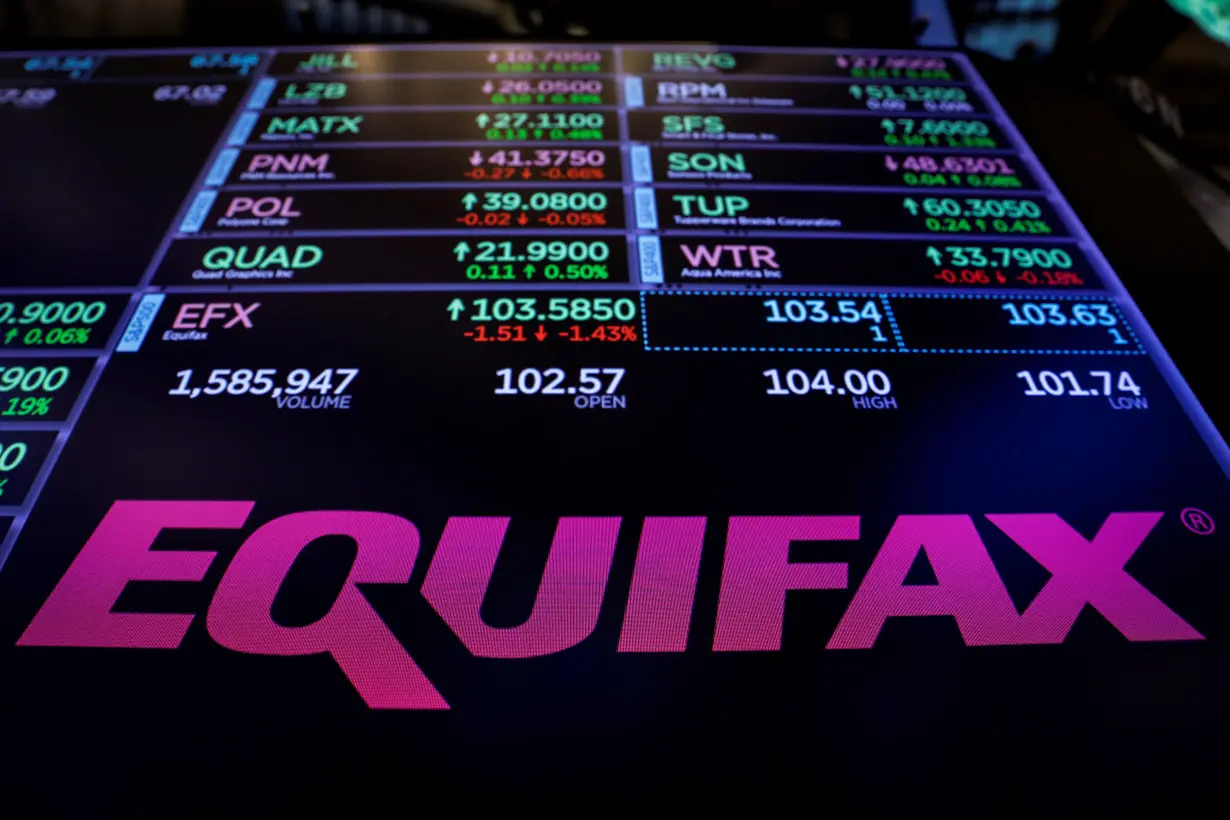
[{"left": 1180, "top": 508, "right": 1215, "bottom": 535}]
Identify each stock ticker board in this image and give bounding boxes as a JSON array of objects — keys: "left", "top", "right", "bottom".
[{"left": 0, "top": 43, "right": 1227, "bottom": 805}]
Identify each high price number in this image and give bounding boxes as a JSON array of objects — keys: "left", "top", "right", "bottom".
[{"left": 764, "top": 368, "right": 892, "bottom": 396}]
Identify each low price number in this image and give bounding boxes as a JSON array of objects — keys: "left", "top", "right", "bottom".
[{"left": 1016, "top": 370, "right": 1141, "bottom": 398}]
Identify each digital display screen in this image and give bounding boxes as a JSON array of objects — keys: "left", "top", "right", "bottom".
[{"left": 0, "top": 44, "right": 1226, "bottom": 809}]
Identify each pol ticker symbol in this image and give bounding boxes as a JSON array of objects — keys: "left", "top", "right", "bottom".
[{"left": 1180, "top": 508, "right": 1215, "bottom": 535}]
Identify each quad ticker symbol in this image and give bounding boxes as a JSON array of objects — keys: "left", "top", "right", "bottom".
[{"left": 1180, "top": 507, "right": 1215, "bottom": 535}]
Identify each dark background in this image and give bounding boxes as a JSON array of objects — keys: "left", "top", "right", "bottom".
[
  {"left": 1, "top": 290, "right": 1227, "bottom": 815},
  {"left": 1, "top": 1, "right": 1230, "bottom": 815}
]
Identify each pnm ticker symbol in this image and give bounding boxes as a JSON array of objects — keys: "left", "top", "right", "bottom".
[{"left": 1180, "top": 508, "right": 1215, "bottom": 535}]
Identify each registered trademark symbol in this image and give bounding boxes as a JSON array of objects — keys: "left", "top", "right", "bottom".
[{"left": 1180, "top": 508, "right": 1215, "bottom": 535}]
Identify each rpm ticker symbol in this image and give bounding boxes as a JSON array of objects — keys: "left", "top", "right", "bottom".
[{"left": 1180, "top": 507, "right": 1215, "bottom": 535}]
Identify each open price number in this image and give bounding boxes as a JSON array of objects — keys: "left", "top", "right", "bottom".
[
  {"left": 764, "top": 368, "right": 892, "bottom": 396},
  {"left": 495, "top": 367, "right": 624, "bottom": 395},
  {"left": 1018, "top": 370, "right": 1140, "bottom": 397}
]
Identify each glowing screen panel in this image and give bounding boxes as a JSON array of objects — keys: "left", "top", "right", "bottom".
[{"left": 0, "top": 44, "right": 1224, "bottom": 810}]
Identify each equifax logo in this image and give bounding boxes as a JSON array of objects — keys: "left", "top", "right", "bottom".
[{"left": 17, "top": 503, "right": 1204, "bottom": 710}]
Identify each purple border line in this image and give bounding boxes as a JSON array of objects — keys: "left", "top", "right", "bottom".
[
  {"left": 212, "top": 180, "right": 1035, "bottom": 196},
  {"left": 229, "top": 140, "right": 1015, "bottom": 156},
  {"left": 175, "top": 228, "right": 1076, "bottom": 242},
  {"left": 0, "top": 53, "right": 278, "bottom": 571},
  {"left": 148, "top": 281, "right": 1102, "bottom": 298},
  {"left": 233, "top": 139, "right": 1016, "bottom": 154},
  {"left": 0, "top": 287, "right": 141, "bottom": 296},
  {"left": 613, "top": 48, "right": 642, "bottom": 286},
  {"left": 955, "top": 51, "right": 1230, "bottom": 480},
  {"left": 252, "top": 102, "right": 992, "bottom": 119},
  {"left": 257, "top": 71, "right": 969, "bottom": 87},
  {"left": 158, "top": 227, "right": 1081, "bottom": 243},
  {"left": 264, "top": 104, "right": 620, "bottom": 111},
  {"left": 0, "top": 43, "right": 965, "bottom": 58}
]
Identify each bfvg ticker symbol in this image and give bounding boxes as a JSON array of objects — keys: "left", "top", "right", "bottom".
[{"left": 1181, "top": 508, "right": 1215, "bottom": 535}]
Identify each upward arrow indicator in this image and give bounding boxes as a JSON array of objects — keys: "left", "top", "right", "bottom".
[
  {"left": 461, "top": 192, "right": 478, "bottom": 211},
  {"left": 453, "top": 241, "right": 471, "bottom": 261}
]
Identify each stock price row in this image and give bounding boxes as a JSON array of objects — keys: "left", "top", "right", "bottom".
[
  {"left": 154, "top": 235, "right": 1096, "bottom": 289},
  {"left": 0, "top": 298, "right": 127, "bottom": 350},
  {"left": 640, "top": 292, "right": 1137, "bottom": 352},
  {"left": 120, "top": 290, "right": 1138, "bottom": 361},
  {"left": 186, "top": 189, "right": 1060, "bottom": 236},
  {"left": 262, "top": 48, "right": 965, "bottom": 80},
  {"left": 240, "top": 111, "right": 1001, "bottom": 148},
  {"left": 217, "top": 145, "right": 1033, "bottom": 189},
  {"left": 257, "top": 76, "right": 984, "bottom": 114},
  {"left": 60, "top": 289, "right": 1175, "bottom": 529}
]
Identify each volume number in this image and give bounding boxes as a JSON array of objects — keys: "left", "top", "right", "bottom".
[{"left": 168, "top": 368, "right": 359, "bottom": 398}]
